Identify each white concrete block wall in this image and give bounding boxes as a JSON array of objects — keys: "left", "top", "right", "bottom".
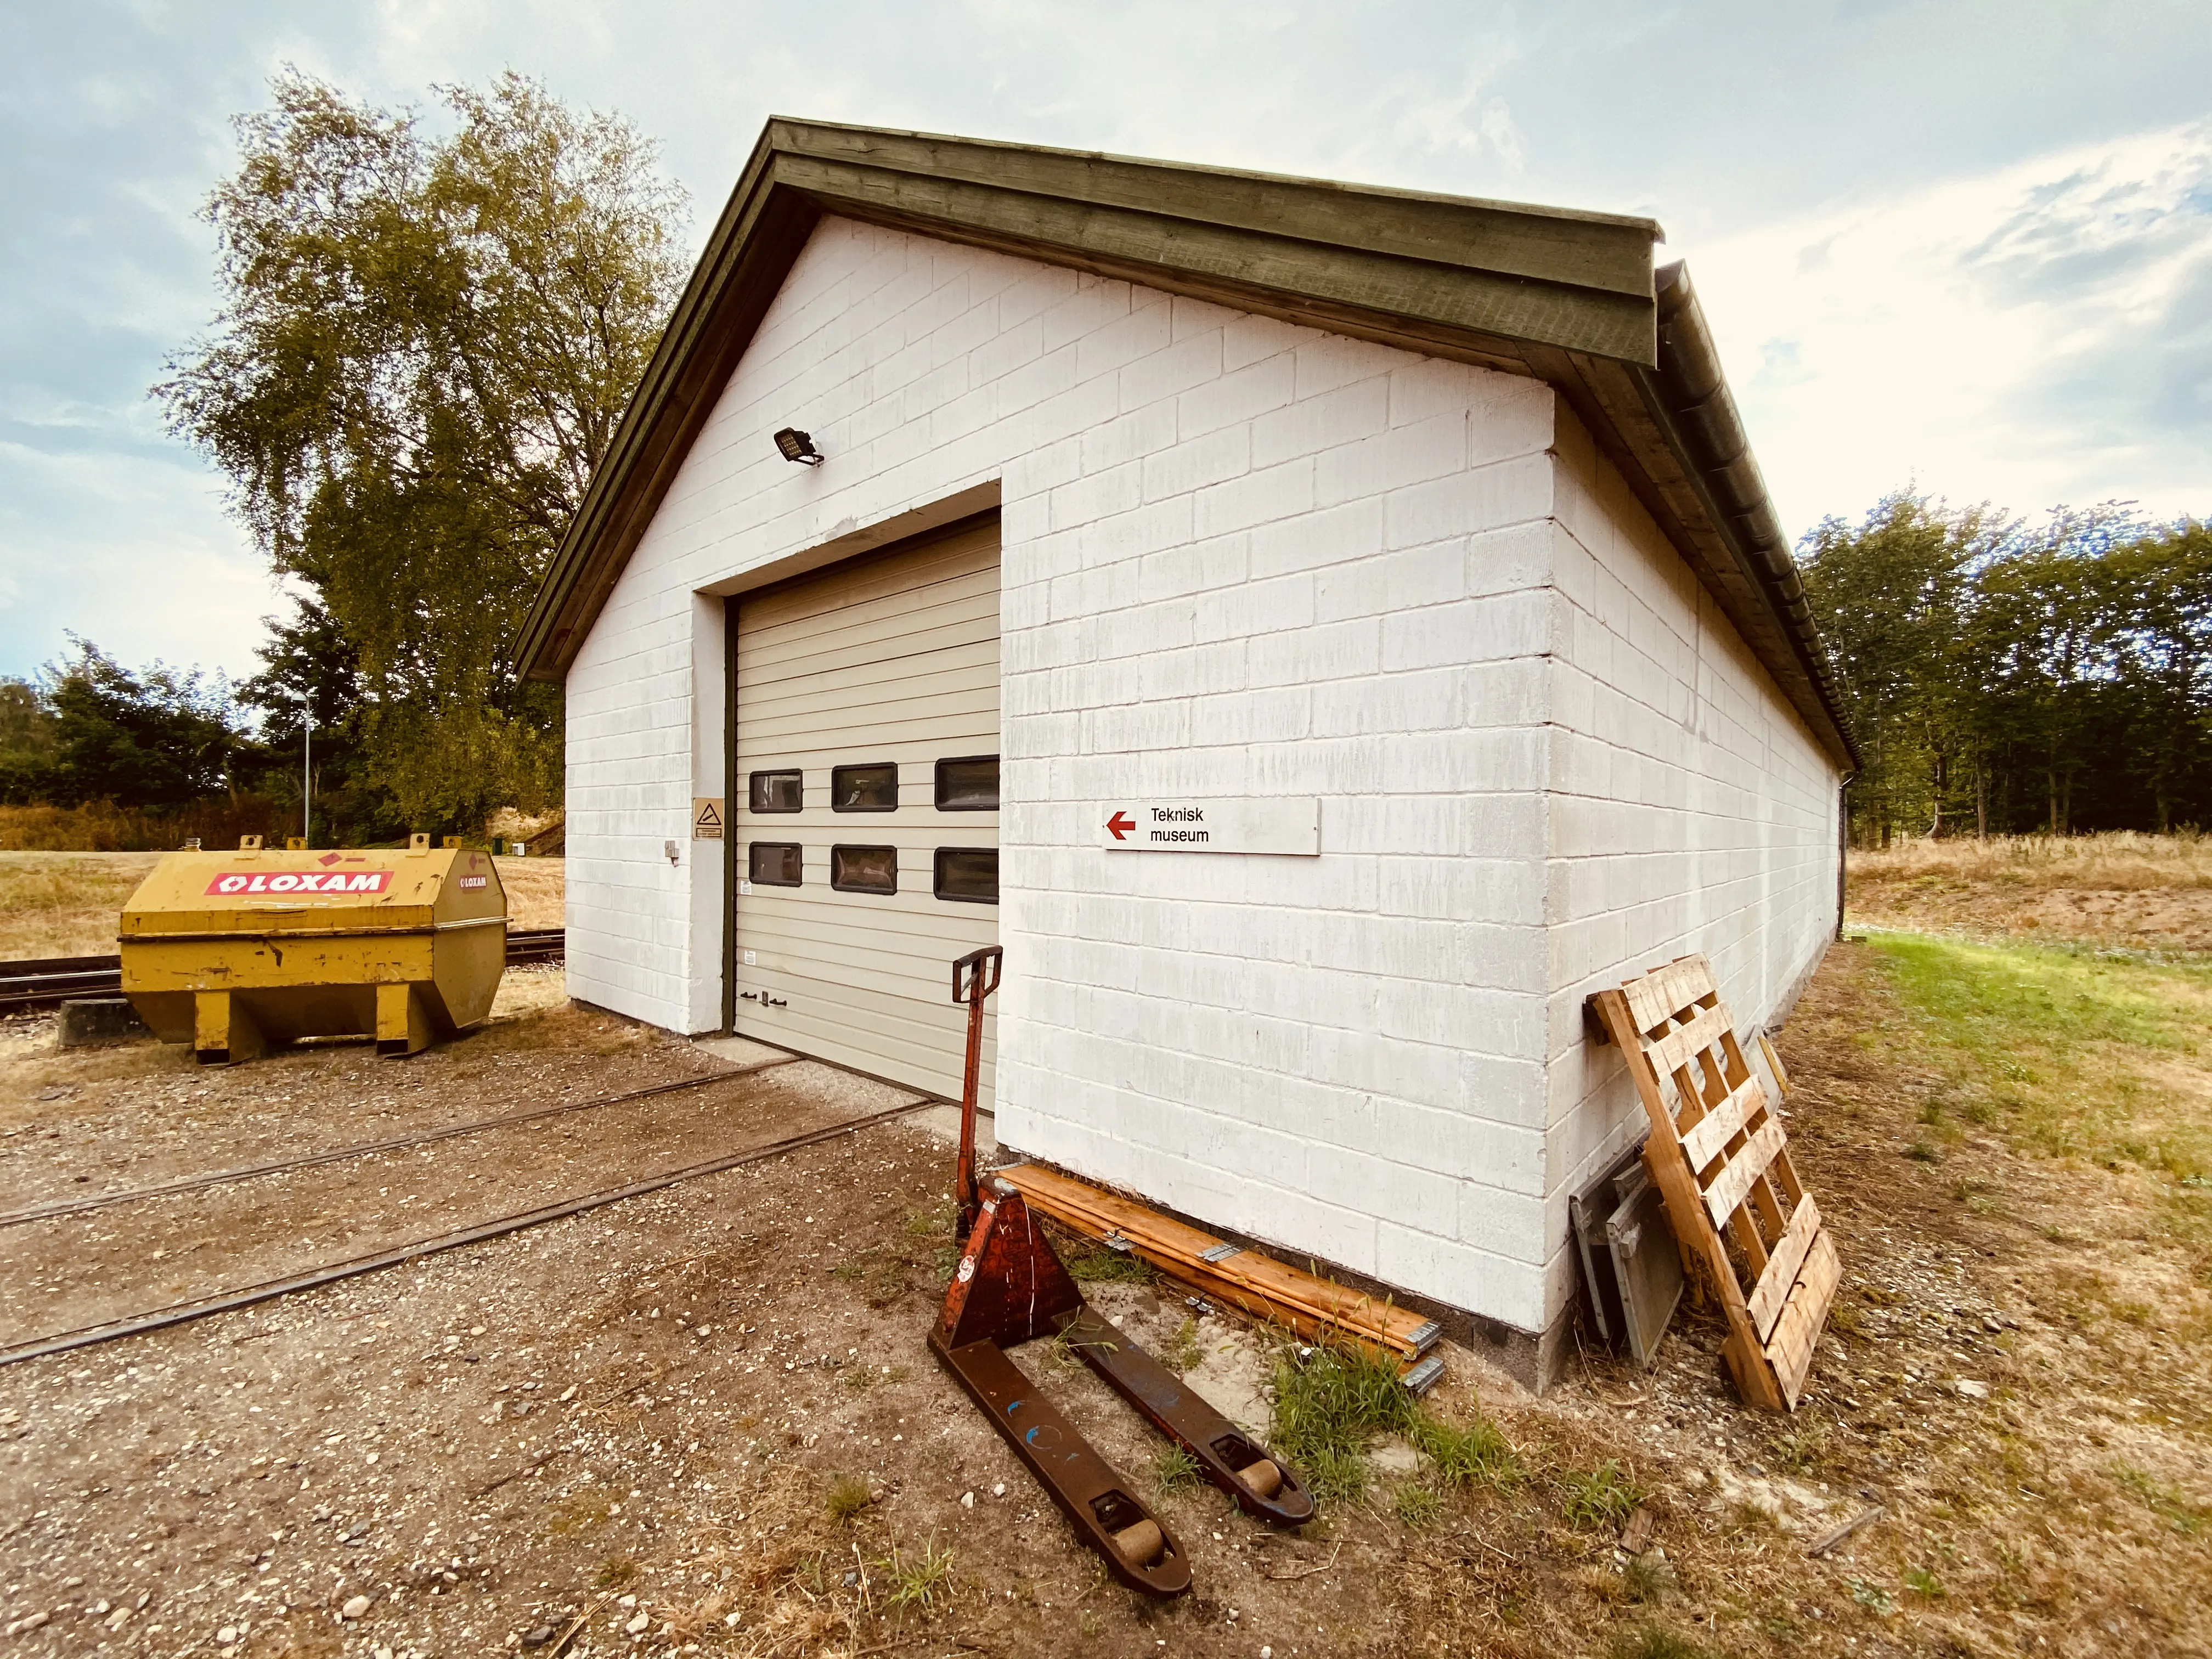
[
  {"left": 1539, "top": 407, "right": 1841, "bottom": 1333},
  {"left": 563, "top": 213, "right": 1839, "bottom": 1355}
]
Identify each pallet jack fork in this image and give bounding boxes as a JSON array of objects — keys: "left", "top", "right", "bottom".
[{"left": 926, "top": 947, "right": 1314, "bottom": 1599}]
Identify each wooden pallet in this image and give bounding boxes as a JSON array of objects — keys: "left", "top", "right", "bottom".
[
  {"left": 998, "top": 1164, "right": 1441, "bottom": 1372},
  {"left": 1589, "top": 955, "right": 1838, "bottom": 1412}
]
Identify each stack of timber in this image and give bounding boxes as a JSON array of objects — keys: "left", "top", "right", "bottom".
[
  {"left": 998, "top": 1164, "right": 1443, "bottom": 1387},
  {"left": 1588, "top": 953, "right": 1840, "bottom": 1412}
]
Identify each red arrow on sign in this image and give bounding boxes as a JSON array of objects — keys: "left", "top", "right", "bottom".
[{"left": 1105, "top": 811, "right": 1136, "bottom": 840}]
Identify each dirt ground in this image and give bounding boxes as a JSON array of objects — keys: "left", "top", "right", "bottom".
[
  {"left": 1, "top": 904, "right": 2207, "bottom": 1654},
  {"left": 0, "top": 854, "right": 563, "bottom": 961}
]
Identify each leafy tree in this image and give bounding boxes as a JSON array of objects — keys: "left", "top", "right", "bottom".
[
  {"left": 1806, "top": 494, "right": 2212, "bottom": 840},
  {"left": 1799, "top": 493, "right": 2004, "bottom": 843},
  {"left": 38, "top": 640, "right": 246, "bottom": 808},
  {"left": 158, "top": 71, "right": 687, "bottom": 830},
  {"left": 236, "top": 593, "right": 400, "bottom": 845},
  {"left": 0, "top": 678, "right": 60, "bottom": 804}
]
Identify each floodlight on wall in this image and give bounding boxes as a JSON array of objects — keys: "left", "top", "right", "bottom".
[{"left": 773, "top": 427, "right": 824, "bottom": 466}]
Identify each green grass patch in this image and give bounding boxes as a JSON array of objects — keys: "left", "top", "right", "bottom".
[
  {"left": 1269, "top": 1340, "right": 1414, "bottom": 1505},
  {"left": 1153, "top": 1442, "right": 1201, "bottom": 1496},
  {"left": 1867, "top": 932, "right": 2212, "bottom": 1244},
  {"left": 1271, "top": 1338, "right": 1521, "bottom": 1508},
  {"left": 2112, "top": 1462, "right": 2207, "bottom": 1535},
  {"left": 1059, "top": 1238, "right": 1160, "bottom": 1285},
  {"left": 825, "top": 1473, "right": 873, "bottom": 1522},
  {"left": 1560, "top": 1459, "right": 1645, "bottom": 1531},
  {"left": 1409, "top": 1410, "right": 1520, "bottom": 1489}
]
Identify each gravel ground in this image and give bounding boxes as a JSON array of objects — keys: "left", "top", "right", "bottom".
[{"left": 1, "top": 950, "right": 2203, "bottom": 1658}]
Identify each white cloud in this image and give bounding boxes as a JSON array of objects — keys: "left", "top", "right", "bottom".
[{"left": 1689, "top": 120, "right": 2212, "bottom": 534}]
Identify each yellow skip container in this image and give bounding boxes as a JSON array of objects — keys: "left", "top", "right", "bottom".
[{"left": 119, "top": 833, "right": 506, "bottom": 1063}]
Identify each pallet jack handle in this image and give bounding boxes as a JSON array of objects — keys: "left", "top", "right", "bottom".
[{"left": 951, "top": 945, "right": 1003, "bottom": 1244}]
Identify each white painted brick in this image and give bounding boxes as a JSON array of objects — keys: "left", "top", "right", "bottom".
[{"left": 565, "top": 216, "right": 1841, "bottom": 1352}]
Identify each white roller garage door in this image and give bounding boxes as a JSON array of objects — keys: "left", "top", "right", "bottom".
[{"left": 731, "top": 518, "right": 998, "bottom": 1105}]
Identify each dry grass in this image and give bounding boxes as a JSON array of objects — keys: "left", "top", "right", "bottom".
[
  {"left": 0, "top": 851, "right": 563, "bottom": 960},
  {"left": 1850, "top": 832, "right": 2212, "bottom": 953},
  {"left": 0, "top": 852, "right": 162, "bottom": 959},
  {"left": 1853, "top": 830, "right": 2212, "bottom": 890}
]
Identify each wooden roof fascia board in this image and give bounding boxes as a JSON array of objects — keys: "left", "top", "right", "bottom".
[
  {"left": 514, "top": 120, "right": 1844, "bottom": 754},
  {"left": 776, "top": 154, "right": 1656, "bottom": 365},
  {"left": 803, "top": 190, "right": 1549, "bottom": 384},
  {"left": 770, "top": 118, "right": 1661, "bottom": 300}
]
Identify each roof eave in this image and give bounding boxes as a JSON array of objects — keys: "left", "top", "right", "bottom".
[{"left": 515, "top": 119, "right": 1854, "bottom": 771}]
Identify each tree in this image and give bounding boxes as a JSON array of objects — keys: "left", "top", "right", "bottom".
[
  {"left": 236, "top": 592, "right": 397, "bottom": 845},
  {"left": 0, "top": 678, "right": 60, "bottom": 805},
  {"left": 158, "top": 71, "right": 688, "bottom": 829},
  {"left": 38, "top": 640, "right": 246, "bottom": 808},
  {"left": 1799, "top": 492, "right": 2004, "bottom": 843}
]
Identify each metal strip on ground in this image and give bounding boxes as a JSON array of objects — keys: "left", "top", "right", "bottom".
[
  {"left": 0, "top": 929, "right": 567, "bottom": 1012},
  {"left": 0, "top": 1096, "right": 934, "bottom": 1367},
  {"left": 0, "top": 1058, "right": 798, "bottom": 1231}
]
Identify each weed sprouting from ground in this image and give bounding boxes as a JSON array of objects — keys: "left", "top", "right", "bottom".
[
  {"left": 874, "top": 1538, "right": 955, "bottom": 1613},
  {"left": 824, "top": 1474, "right": 873, "bottom": 1522},
  {"left": 1769, "top": 1419, "right": 1829, "bottom": 1474},
  {"left": 1606, "top": 1625, "right": 1710, "bottom": 1659},
  {"left": 1158, "top": 1316, "right": 1201, "bottom": 1373},
  {"left": 1153, "top": 1443, "right": 1201, "bottom": 1495},
  {"left": 1269, "top": 1340, "right": 1414, "bottom": 1504},
  {"left": 1394, "top": 1481, "right": 1442, "bottom": 1530},
  {"left": 1561, "top": 1460, "right": 1646, "bottom": 1531},
  {"left": 1621, "top": 1551, "right": 1678, "bottom": 1604},
  {"left": 1409, "top": 1410, "right": 1520, "bottom": 1489}
]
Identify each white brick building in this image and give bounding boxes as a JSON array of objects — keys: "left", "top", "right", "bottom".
[{"left": 517, "top": 122, "right": 1856, "bottom": 1386}]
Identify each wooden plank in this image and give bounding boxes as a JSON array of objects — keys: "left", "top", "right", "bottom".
[
  {"left": 1624, "top": 955, "right": 1714, "bottom": 1032},
  {"left": 1763, "top": 1229, "right": 1841, "bottom": 1407},
  {"left": 773, "top": 119, "right": 1660, "bottom": 297},
  {"left": 1681, "top": 1073, "right": 1764, "bottom": 1171},
  {"left": 1002, "top": 1165, "right": 1434, "bottom": 1354},
  {"left": 1646, "top": 1003, "right": 1733, "bottom": 1081},
  {"left": 1591, "top": 989, "right": 1759, "bottom": 1327},
  {"left": 1747, "top": 1196, "right": 1822, "bottom": 1342},
  {"left": 1701, "top": 1118, "right": 1786, "bottom": 1233}
]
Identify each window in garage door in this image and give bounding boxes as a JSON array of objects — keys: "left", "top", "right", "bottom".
[{"left": 730, "top": 516, "right": 998, "bottom": 1105}]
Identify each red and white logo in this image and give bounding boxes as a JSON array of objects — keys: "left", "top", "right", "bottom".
[
  {"left": 458, "top": 875, "right": 488, "bottom": 890},
  {"left": 204, "top": 870, "right": 392, "bottom": 897}
]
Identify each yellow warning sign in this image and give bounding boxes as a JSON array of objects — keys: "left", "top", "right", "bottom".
[{"left": 691, "top": 798, "right": 725, "bottom": 840}]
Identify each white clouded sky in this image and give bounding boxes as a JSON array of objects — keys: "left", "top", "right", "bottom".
[{"left": 3, "top": 0, "right": 2209, "bottom": 682}]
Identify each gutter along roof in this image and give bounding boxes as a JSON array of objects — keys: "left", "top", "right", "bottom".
[{"left": 516, "top": 119, "right": 1855, "bottom": 768}]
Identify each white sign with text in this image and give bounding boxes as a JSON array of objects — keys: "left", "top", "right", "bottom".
[{"left": 1097, "top": 798, "right": 1319, "bottom": 856}]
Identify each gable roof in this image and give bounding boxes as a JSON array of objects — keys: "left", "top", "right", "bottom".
[{"left": 516, "top": 119, "right": 1854, "bottom": 767}]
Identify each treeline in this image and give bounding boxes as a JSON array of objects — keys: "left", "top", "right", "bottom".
[
  {"left": 1801, "top": 494, "right": 2211, "bottom": 843},
  {"left": 0, "top": 608, "right": 398, "bottom": 845}
]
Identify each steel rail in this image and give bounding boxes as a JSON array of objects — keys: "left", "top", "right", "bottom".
[
  {"left": 0, "top": 929, "right": 566, "bottom": 1013},
  {"left": 0, "top": 1096, "right": 935, "bottom": 1367},
  {"left": 0, "top": 1059, "right": 797, "bottom": 1231}
]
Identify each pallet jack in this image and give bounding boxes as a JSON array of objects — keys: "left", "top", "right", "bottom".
[{"left": 926, "top": 947, "right": 1314, "bottom": 1597}]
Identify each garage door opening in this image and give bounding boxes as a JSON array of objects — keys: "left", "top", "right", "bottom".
[{"left": 726, "top": 515, "right": 1000, "bottom": 1107}]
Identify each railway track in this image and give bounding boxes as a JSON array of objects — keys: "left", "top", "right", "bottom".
[
  {"left": 0, "top": 928, "right": 565, "bottom": 1013},
  {"left": 0, "top": 1078, "right": 934, "bottom": 1367},
  {"left": 0, "top": 1060, "right": 792, "bottom": 1229}
]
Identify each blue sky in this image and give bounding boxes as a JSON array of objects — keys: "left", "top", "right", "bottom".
[{"left": 4, "top": 0, "right": 2209, "bottom": 685}]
